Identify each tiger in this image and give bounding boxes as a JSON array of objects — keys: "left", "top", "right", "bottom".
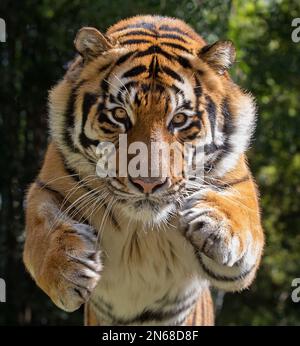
[{"left": 23, "top": 15, "right": 264, "bottom": 326}]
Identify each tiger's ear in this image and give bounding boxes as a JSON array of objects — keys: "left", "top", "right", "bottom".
[
  {"left": 199, "top": 40, "right": 236, "bottom": 74},
  {"left": 74, "top": 27, "right": 115, "bottom": 60}
]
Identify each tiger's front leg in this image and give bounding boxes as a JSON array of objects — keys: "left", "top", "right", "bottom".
[
  {"left": 180, "top": 163, "right": 264, "bottom": 291},
  {"left": 23, "top": 182, "right": 102, "bottom": 312}
]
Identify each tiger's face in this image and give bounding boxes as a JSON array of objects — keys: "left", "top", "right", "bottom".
[{"left": 49, "top": 16, "right": 255, "bottom": 224}]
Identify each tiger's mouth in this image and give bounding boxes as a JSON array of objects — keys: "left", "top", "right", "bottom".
[
  {"left": 132, "top": 198, "right": 158, "bottom": 210},
  {"left": 123, "top": 198, "right": 177, "bottom": 224},
  {"left": 104, "top": 178, "right": 186, "bottom": 224}
]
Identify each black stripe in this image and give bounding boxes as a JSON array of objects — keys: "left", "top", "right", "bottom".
[
  {"left": 222, "top": 97, "right": 234, "bottom": 138},
  {"left": 154, "top": 289, "right": 198, "bottom": 307},
  {"left": 35, "top": 175, "right": 94, "bottom": 226},
  {"left": 205, "top": 95, "right": 216, "bottom": 141},
  {"left": 122, "top": 65, "right": 147, "bottom": 78},
  {"left": 100, "top": 78, "right": 109, "bottom": 93},
  {"left": 120, "top": 30, "right": 157, "bottom": 38},
  {"left": 159, "top": 25, "right": 193, "bottom": 38},
  {"left": 115, "top": 51, "right": 135, "bottom": 65},
  {"left": 141, "top": 83, "right": 150, "bottom": 93},
  {"left": 204, "top": 143, "right": 219, "bottom": 155},
  {"left": 100, "top": 63, "right": 119, "bottom": 99},
  {"left": 148, "top": 55, "right": 159, "bottom": 78},
  {"left": 117, "top": 81, "right": 137, "bottom": 103},
  {"left": 135, "top": 45, "right": 174, "bottom": 60},
  {"left": 35, "top": 179, "right": 65, "bottom": 199},
  {"left": 175, "top": 316, "right": 189, "bottom": 326},
  {"left": 211, "top": 98, "right": 235, "bottom": 167},
  {"left": 109, "top": 94, "right": 116, "bottom": 104},
  {"left": 185, "top": 133, "right": 199, "bottom": 141},
  {"left": 73, "top": 288, "right": 85, "bottom": 300},
  {"left": 80, "top": 93, "right": 99, "bottom": 148},
  {"left": 180, "top": 99, "right": 193, "bottom": 110},
  {"left": 197, "top": 252, "right": 254, "bottom": 282},
  {"left": 226, "top": 175, "right": 250, "bottom": 186},
  {"left": 112, "top": 22, "right": 157, "bottom": 34},
  {"left": 193, "top": 75, "right": 203, "bottom": 126},
  {"left": 172, "top": 84, "right": 181, "bottom": 95},
  {"left": 159, "top": 33, "right": 187, "bottom": 42},
  {"left": 67, "top": 255, "right": 100, "bottom": 273},
  {"left": 78, "top": 273, "right": 94, "bottom": 280},
  {"left": 64, "top": 89, "right": 77, "bottom": 150},
  {"left": 154, "top": 83, "right": 165, "bottom": 93},
  {"left": 89, "top": 298, "right": 113, "bottom": 323},
  {"left": 79, "top": 135, "right": 99, "bottom": 148},
  {"left": 99, "top": 126, "right": 115, "bottom": 134},
  {"left": 61, "top": 87, "right": 96, "bottom": 163},
  {"left": 134, "top": 92, "right": 141, "bottom": 107},
  {"left": 98, "top": 63, "right": 111, "bottom": 73},
  {"left": 205, "top": 175, "right": 250, "bottom": 190},
  {"left": 196, "top": 111, "right": 204, "bottom": 119},
  {"left": 58, "top": 153, "right": 82, "bottom": 185},
  {"left": 162, "top": 65, "right": 183, "bottom": 82},
  {"left": 194, "top": 75, "right": 202, "bottom": 98},
  {"left": 161, "top": 41, "right": 190, "bottom": 53},
  {"left": 136, "top": 300, "right": 197, "bottom": 324},
  {"left": 97, "top": 296, "right": 113, "bottom": 310},
  {"left": 181, "top": 120, "right": 201, "bottom": 132},
  {"left": 90, "top": 300, "right": 116, "bottom": 323},
  {"left": 164, "top": 94, "right": 170, "bottom": 115},
  {"left": 176, "top": 55, "right": 192, "bottom": 68},
  {"left": 121, "top": 39, "right": 151, "bottom": 45},
  {"left": 91, "top": 296, "right": 197, "bottom": 325},
  {"left": 98, "top": 112, "right": 118, "bottom": 127},
  {"left": 115, "top": 115, "right": 131, "bottom": 132},
  {"left": 54, "top": 149, "right": 95, "bottom": 198}
]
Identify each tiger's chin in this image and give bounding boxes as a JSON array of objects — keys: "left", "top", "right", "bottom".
[{"left": 121, "top": 199, "right": 177, "bottom": 225}]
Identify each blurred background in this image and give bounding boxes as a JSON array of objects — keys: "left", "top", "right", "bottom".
[{"left": 0, "top": 0, "right": 299, "bottom": 325}]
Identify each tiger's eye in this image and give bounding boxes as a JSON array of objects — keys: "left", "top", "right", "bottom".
[
  {"left": 172, "top": 113, "right": 187, "bottom": 126},
  {"left": 113, "top": 107, "right": 127, "bottom": 120}
]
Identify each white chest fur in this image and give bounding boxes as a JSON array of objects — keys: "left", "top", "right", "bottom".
[{"left": 89, "top": 215, "right": 207, "bottom": 325}]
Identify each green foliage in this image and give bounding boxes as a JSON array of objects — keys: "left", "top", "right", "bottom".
[{"left": 0, "top": 0, "right": 299, "bottom": 325}]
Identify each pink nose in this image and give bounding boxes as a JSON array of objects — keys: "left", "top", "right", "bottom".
[{"left": 130, "top": 177, "right": 167, "bottom": 193}]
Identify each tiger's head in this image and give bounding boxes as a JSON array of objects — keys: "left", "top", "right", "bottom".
[{"left": 49, "top": 15, "right": 256, "bottom": 224}]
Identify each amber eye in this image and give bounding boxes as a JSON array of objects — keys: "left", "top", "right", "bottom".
[
  {"left": 171, "top": 113, "right": 187, "bottom": 127},
  {"left": 112, "top": 107, "right": 128, "bottom": 120}
]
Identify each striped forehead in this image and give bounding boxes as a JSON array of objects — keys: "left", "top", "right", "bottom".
[{"left": 103, "top": 54, "right": 196, "bottom": 122}]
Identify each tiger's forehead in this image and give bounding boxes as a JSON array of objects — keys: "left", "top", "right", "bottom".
[
  {"left": 107, "top": 14, "right": 205, "bottom": 52},
  {"left": 104, "top": 61, "right": 197, "bottom": 124},
  {"left": 106, "top": 16, "right": 204, "bottom": 85},
  {"left": 77, "top": 15, "right": 214, "bottom": 114}
]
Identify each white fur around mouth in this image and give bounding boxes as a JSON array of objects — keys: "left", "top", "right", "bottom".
[{"left": 120, "top": 198, "right": 177, "bottom": 225}]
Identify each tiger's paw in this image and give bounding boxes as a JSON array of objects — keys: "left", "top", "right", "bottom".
[
  {"left": 42, "top": 223, "right": 102, "bottom": 312},
  {"left": 180, "top": 207, "right": 244, "bottom": 267},
  {"left": 179, "top": 202, "right": 260, "bottom": 291}
]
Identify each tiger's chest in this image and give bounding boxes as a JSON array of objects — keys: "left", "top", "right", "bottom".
[{"left": 89, "top": 221, "right": 206, "bottom": 325}]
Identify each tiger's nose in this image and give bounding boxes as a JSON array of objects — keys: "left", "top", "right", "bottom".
[{"left": 129, "top": 177, "right": 167, "bottom": 193}]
